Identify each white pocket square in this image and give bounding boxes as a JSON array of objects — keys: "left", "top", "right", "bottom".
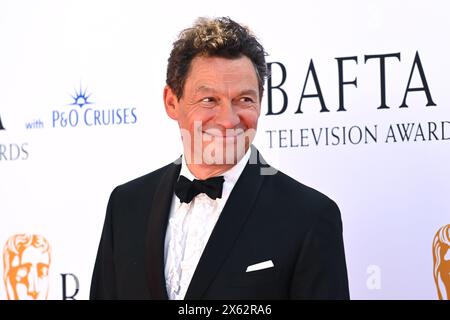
[{"left": 246, "top": 260, "right": 274, "bottom": 272}]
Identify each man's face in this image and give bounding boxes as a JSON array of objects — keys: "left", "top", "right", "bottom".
[
  {"left": 6, "top": 246, "right": 50, "bottom": 300},
  {"left": 164, "top": 55, "right": 261, "bottom": 166}
]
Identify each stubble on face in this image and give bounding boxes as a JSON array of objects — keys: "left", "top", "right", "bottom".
[{"left": 176, "top": 55, "right": 261, "bottom": 177}]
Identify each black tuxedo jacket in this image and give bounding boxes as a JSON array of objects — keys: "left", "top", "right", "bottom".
[{"left": 90, "top": 147, "right": 349, "bottom": 299}]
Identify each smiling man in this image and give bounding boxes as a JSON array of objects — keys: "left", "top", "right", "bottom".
[
  {"left": 165, "top": 54, "right": 259, "bottom": 178},
  {"left": 90, "top": 17, "right": 350, "bottom": 300}
]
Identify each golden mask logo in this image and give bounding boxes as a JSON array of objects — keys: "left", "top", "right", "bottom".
[
  {"left": 433, "top": 224, "right": 450, "bottom": 300},
  {"left": 3, "top": 234, "right": 51, "bottom": 300}
]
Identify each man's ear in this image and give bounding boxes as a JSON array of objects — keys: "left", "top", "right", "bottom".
[{"left": 163, "top": 85, "right": 179, "bottom": 120}]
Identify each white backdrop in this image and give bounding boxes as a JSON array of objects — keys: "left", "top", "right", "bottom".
[{"left": 1, "top": 0, "right": 449, "bottom": 299}]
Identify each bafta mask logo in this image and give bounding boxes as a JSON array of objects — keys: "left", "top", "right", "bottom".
[
  {"left": 3, "top": 234, "right": 51, "bottom": 300},
  {"left": 433, "top": 224, "right": 450, "bottom": 300}
]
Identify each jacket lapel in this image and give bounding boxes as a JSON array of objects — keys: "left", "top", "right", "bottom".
[
  {"left": 145, "top": 160, "right": 181, "bottom": 300},
  {"left": 184, "top": 147, "right": 266, "bottom": 299}
]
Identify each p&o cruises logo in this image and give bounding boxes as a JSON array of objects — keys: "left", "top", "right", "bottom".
[{"left": 52, "top": 85, "right": 137, "bottom": 128}]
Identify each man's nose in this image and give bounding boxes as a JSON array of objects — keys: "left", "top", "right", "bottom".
[{"left": 215, "top": 102, "right": 240, "bottom": 128}]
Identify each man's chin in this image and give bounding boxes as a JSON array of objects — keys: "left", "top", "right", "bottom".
[
  {"left": 192, "top": 143, "right": 248, "bottom": 166},
  {"left": 207, "top": 142, "right": 247, "bottom": 165},
  {"left": 202, "top": 131, "right": 245, "bottom": 141}
]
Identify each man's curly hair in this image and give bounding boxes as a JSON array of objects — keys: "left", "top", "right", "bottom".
[{"left": 166, "top": 17, "right": 268, "bottom": 100}]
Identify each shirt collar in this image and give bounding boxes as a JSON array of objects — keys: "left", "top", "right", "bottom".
[{"left": 180, "top": 147, "right": 251, "bottom": 184}]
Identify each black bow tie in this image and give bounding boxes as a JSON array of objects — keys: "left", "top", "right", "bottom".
[{"left": 174, "top": 175, "right": 225, "bottom": 203}]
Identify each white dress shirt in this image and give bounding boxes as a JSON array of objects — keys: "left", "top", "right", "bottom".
[{"left": 164, "top": 149, "right": 251, "bottom": 300}]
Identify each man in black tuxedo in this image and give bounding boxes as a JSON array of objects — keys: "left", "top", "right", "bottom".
[{"left": 90, "top": 17, "right": 349, "bottom": 300}]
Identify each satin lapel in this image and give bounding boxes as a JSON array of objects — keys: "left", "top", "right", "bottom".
[
  {"left": 184, "top": 147, "right": 266, "bottom": 299},
  {"left": 145, "top": 160, "right": 181, "bottom": 300}
]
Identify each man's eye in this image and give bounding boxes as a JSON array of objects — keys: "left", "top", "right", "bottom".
[
  {"left": 201, "top": 97, "right": 215, "bottom": 103},
  {"left": 240, "top": 97, "right": 254, "bottom": 103}
]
